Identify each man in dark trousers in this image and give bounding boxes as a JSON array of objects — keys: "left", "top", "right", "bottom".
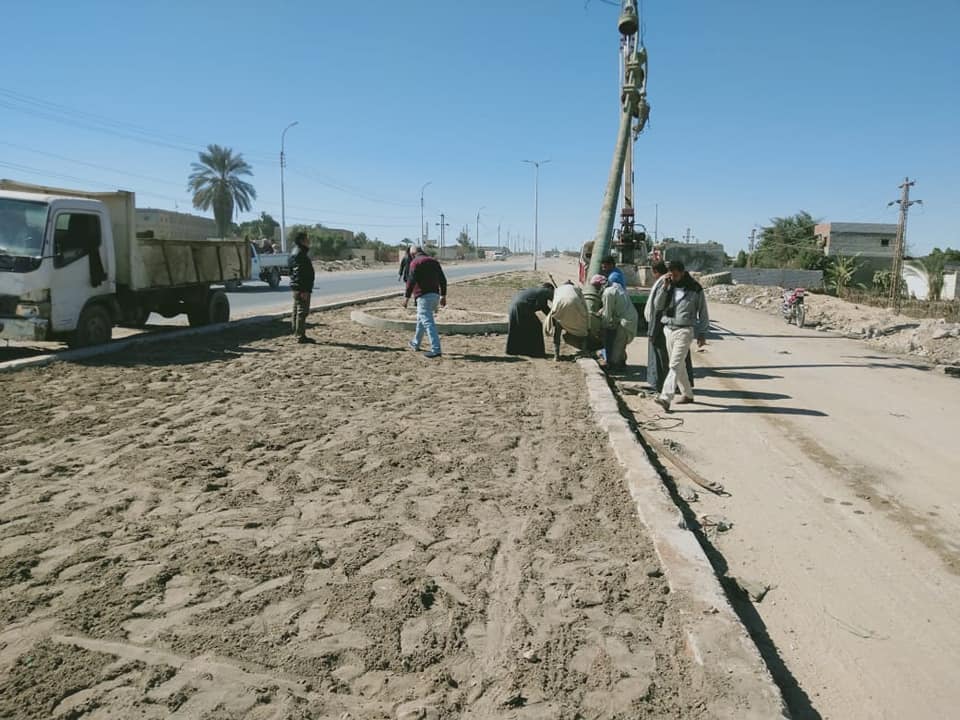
[
  {"left": 288, "top": 230, "right": 315, "bottom": 344},
  {"left": 398, "top": 245, "right": 414, "bottom": 283},
  {"left": 506, "top": 283, "right": 554, "bottom": 358},
  {"left": 403, "top": 247, "right": 447, "bottom": 358}
]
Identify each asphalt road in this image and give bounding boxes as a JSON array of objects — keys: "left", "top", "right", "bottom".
[{"left": 221, "top": 259, "right": 530, "bottom": 318}]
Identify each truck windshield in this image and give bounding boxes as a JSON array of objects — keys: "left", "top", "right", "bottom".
[{"left": 0, "top": 198, "right": 47, "bottom": 258}]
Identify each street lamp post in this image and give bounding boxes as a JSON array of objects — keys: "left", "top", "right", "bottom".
[
  {"left": 522, "top": 159, "right": 550, "bottom": 271},
  {"left": 280, "top": 121, "right": 299, "bottom": 253},
  {"left": 420, "top": 181, "right": 432, "bottom": 246},
  {"left": 476, "top": 206, "right": 485, "bottom": 260}
]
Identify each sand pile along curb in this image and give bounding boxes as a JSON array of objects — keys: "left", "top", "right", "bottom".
[{"left": 577, "top": 359, "right": 790, "bottom": 719}]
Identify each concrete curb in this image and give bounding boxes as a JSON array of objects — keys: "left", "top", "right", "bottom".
[
  {"left": 577, "top": 359, "right": 790, "bottom": 719},
  {"left": 0, "top": 290, "right": 403, "bottom": 374},
  {"left": 350, "top": 306, "right": 507, "bottom": 335}
]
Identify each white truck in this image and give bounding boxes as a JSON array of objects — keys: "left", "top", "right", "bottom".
[
  {"left": 225, "top": 242, "right": 287, "bottom": 290},
  {"left": 0, "top": 180, "right": 249, "bottom": 347}
]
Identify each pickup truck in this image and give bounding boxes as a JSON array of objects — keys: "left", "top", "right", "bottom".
[
  {"left": 225, "top": 243, "right": 288, "bottom": 289},
  {"left": 0, "top": 180, "right": 249, "bottom": 347}
]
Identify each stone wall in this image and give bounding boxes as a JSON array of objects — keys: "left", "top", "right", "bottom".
[{"left": 730, "top": 268, "right": 824, "bottom": 289}]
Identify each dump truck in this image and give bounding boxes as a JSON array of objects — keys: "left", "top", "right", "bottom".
[{"left": 0, "top": 180, "right": 249, "bottom": 347}]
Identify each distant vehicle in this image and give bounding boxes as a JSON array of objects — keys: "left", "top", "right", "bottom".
[
  {"left": 493, "top": 251, "right": 507, "bottom": 261},
  {"left": 0, "top": 180, "right": 248, "bottom": 347},
  {"left": 225, "top": 242, "right": 288, "bottom": 290}
]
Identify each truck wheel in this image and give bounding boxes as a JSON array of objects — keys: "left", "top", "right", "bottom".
[
  {"left": 120, "top": 304, "right": 150, "bottom": 328},
  {"left": 208, "top": 290, "right": 230, "bottom": 324},
  {"left": 68, "top": 304, "right": 113, "bottom": 348},
  {"left": 267, "top": 267, "right": 281, "bottom": 289}
]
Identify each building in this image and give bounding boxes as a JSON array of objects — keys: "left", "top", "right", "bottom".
[
  {"left": 815, "top": 222, "right": 897, "bottom": 285},
  {"left": 135, "top": 209, "right": 217, "bottom": 242}
]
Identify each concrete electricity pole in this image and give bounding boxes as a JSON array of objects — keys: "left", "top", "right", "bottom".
[
  {"left": 279, "top": 120, "right": 298, "bottom": 253},
  {"left": 420, "top": 181, "right": 432, "bottom": 245},
  {"left": 684, "top": 227, "right": 692, "bottom": 244},
  {"left": 654, "top": 203, "right": 659, "bottom": 243},
  {"left": 476, "top": 206, "right": 485, "bottom": 260},
  {"left": 888, "top": 177, "right": 922, "bottom": 313},
  {"left": 748, "top": 228, "right": 757, "bottom": 267},
  {"left": 436, "top": 213, "right": 450, "bottom": 257},
  {"left": 523, "top": 159, "right": 550, "bottom": 271}
]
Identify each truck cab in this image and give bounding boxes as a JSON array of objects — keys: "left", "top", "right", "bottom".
[{"left": 0, "top": 190, "right": 116, "bottom": 344}]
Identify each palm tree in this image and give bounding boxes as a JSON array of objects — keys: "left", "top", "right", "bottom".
[
  {"left": 188, "top": 144, "right": 256, "bottom": 238},
  {"left": 825, "top": 253, "right": 862, "bottom": 297}
]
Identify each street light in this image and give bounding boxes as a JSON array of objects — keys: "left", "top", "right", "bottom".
[
  {"left": 280, "top": 121, "right": 299, "bottom": 253},
  {"left": 420, "top": 181, "right": 432, "bottom": 245},
  {"left": 522, "top": 159, "right": 550, "bottom": 271},
  {"left": 476, "top": 206, "right": 485, "bottom": 260}
]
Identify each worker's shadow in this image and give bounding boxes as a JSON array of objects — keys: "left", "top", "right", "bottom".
[
  {"left": 456, "top": 354, "right": 526, "bottom": 363},
  {"left": 682, "top": 401, "right": 827, "bottom": 418}
]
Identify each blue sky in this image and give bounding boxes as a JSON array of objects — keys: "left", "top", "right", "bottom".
[{"left": 2, "top": 0, "right": 957, "bottom": 254}]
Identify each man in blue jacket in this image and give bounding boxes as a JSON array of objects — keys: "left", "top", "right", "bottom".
[{"left": 601, "top": 255, "right": 627, "bottom": 290}]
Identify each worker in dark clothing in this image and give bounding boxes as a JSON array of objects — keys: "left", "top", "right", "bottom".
[
  {"left": 398, "top": 245, "right": 414, "bottom": 283},
  {"left": 506, "top": 283, "right": 555, "bottom": 358},
  {"left": 403, "top": 247, "right": 447, "bottom": 358},
  {"left": 288, "top": 230, "right": 315, "bottom": 344}
]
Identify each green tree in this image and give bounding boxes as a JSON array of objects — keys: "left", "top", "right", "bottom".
[
  {"left": 456, "top": 229, "right": 473, "bottom": 255},
  {"left": 754, "top": 211, "right": 824, "bottom": 269},
  {"left": 733, "top": 250, "right": 748, "bottom": 268},
  {"left": 825, "top": 253, "right": 862, "bottom": 297},
  {"left": 235, "top": 211, "right": 278, "bottom": 241},
  {"left": 915, "top": 252, "right": 946, "bottom": 300},
  {"left": 188, "top": 144, "right": 256, "bottom": 239}
]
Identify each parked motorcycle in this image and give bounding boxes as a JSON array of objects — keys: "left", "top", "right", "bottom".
[{"left": 781, "top": 288, "right": 806, "bottom": 328}]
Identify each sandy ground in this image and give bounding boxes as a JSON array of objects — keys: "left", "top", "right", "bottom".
[
  {"left": 0, "top": 273, "right": 747, "bottom": 719},
  {"left": 620, "top": 301, "right": 960, "bottom": 720}
]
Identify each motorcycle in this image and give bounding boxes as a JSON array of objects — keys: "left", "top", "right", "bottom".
[{"left": 781, "top": 288, "right": 806, "bottom": 328}]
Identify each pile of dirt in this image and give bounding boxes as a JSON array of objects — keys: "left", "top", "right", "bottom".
[
  {"left": 707, "top": 283, "right": 960, "bottom": 368},
  {"left": 315, "top": 259, "right": 392, "bottom": 272},
  {"left": 0, "top": 272, "right": 740, "bottom": 719}
]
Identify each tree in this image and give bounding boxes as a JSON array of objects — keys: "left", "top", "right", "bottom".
[
  {"left": 753, "top": 211, "right": 824, "bottom": 270},
  {"left": 824, "top": 253, "right": 862, "bottom": 297},
  {"left": 235, "top": 211, "right": 278, "bottom": 241},
  {"left": 915, "top": 252, "right": 946, "bottom": 301},
  {"left": 733, "top": 250, "right": 748, "bottom": 268},
  {"left": 188, "top": 144, "right": 256, "bottom": 239},
  {"left": 456, "top": 229, "right": 473, "bottom": 254}
]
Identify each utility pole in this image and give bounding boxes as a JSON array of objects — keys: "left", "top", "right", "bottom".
[
  {"left": 497, "top": 223, "right": 501, "bottom": 251},
  {"left": 419, "top": 181, "right": 432, "bottom": 245},
  {"left": 684, "top": 227, "right": 692, "bottom": 244},
  {"left": 748, "top": 228, "right": 757, "bottom": 268},
  {"left": 523, "top": 159, "right": 550, "bottom": 271},
  {"left": 654, "top": 203, "right": 659, "bottom": 244},
  {"left": 888, "top": 177, "right": 922, "bottom": 313},
  {"left": 279, "top": 120, "right": 298, "bottom": 253},
  {"left": 436, "top": 213, "right": 450, "bottom": 257},
  {"left": 476, "top": 206, "right": 485, "bottom": 260}
]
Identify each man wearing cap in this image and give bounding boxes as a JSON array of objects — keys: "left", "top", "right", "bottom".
[
  {"left": 403, "top": 246, "right": 447, "bottom": 359},
  {"left": 652, "top": 260, "right": 709, "bottom": 410},
  {"left": 590, "top": 273, "right": 638, "bottom": 372}
]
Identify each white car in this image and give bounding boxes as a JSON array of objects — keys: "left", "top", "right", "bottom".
[{"left": 493, "top": 251, "right": 507, "bottom": 261}]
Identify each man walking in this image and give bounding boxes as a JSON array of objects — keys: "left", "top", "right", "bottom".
[
  {"left": 398, "top": 245, "right": 414, "bottom": 283},
  {"left": 645, "top": 261, "right": 694, "bottom": 392},
  {"left": 403, "top": 247, "right": 447, "bottom": 358},
  {"left": 653, "top": 261, "right": 709, "bottom": 410},
  {"left": 288, "top": 230, "right": 315, "bottom": 344}
]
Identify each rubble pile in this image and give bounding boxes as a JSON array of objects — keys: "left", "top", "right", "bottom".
[{"left": 707, "top": 283, "right": 960, "bottom": 368}]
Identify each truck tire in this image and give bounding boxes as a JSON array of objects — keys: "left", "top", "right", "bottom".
[
  {"left": 188, "top": 290, "right": 230, "bottom": 327},
  {"left": 120, "top": 304, "right": 150, "bottom": 329},
  {"left": 267, "top": 267, "right": 281, "bottom": 289},
  {"left": 68, "top": 304, "right": 113, "bottom": 348}
]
